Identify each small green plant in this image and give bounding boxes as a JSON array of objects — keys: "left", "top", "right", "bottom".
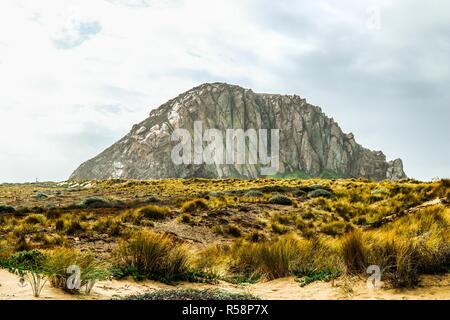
[
  {"left": 268, "top": 194, "right": 293, "bottom": 206},
  {"left": 4, "top": 250, "right": 48, "bottom": 297},
  {"left": 295, "top": 269, "right": 340, "bottom": 287}
]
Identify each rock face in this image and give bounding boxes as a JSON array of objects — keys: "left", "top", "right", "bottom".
[{"left": 70, "top": 83, "right": 407, "bottom": 181}]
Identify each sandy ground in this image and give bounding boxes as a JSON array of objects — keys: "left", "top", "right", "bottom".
[{"left": 0, "top": 269, "right": 448, "bottom": 300}]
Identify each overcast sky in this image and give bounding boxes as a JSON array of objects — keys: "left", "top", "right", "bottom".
[{"left": 0, "top": 0, "right": 449, "bottom": 182}]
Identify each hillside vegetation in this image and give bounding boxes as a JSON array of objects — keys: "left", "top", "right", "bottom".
[{"left": 0, "top": 178, "right": 449, "bottom": 296}]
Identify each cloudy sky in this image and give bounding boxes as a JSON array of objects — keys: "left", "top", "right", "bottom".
[{"left": 0, "top": 0, "right": 449, "bottom": 182}]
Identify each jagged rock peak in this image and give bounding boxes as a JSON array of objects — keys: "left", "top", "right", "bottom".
[{"left": 70, "top": 82, "right": 407, "bottom": 181}]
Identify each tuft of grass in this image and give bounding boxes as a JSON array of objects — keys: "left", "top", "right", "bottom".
[
  {"left": 55, "top": 219, "right": 65, "bottom": 231},
  {"left": 137, "top": 205, "right": 170, "bottom": 220},
  {"left": 230, "top": 235, "right": 315, "bottom": 280},
  {"left": 223, "top": 224, "right": 242, "bottom": 237},
  {"left": 340, "top": 231, "right": 367, "bottom": 274},
  {"left": 24, "top": 214, "right": 46, "bottom": 225},
  {"left": 321, "top": 221, "right": 353, "bottom": 237},
  {"left": 44, "top": 247, "right": 110, "bottom": 294},
  {"left": 92, "top": 217, "right": 122, "bottom": 236},
  {"left": 271, "top": 223, "right": 289, "bottom": 235},
  {"left": 113, "top": 230, "right": 191, "bottom": 283},
  {"left": 180, "top": 213, "right": 193, "bottom": 223},
  {"left": 65, "top": 220, "right": 86, "bottom": 235},
  {"left": 181, "top": 198, "right": 209, "bottom": 213}
]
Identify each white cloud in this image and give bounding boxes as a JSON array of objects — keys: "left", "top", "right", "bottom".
[{"left": 0, "top": 0, "right": 448, "bottom": 182}]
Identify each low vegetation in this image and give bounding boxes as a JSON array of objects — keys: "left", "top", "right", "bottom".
[
  {"left": 0, "top": 177, "right": 448, "bottom": 293},
  {"left": 121, "top": 288, "right": 259, "bottom": 300}
]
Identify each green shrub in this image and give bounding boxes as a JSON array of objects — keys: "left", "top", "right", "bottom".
[
  {"left": 144, "top": 196, "right": 161, "bottom": 203},
  {"left": 3, "top": 250, "right": 47, "bottom": 297},
  {"left": 3, "top": 249, "right": 45, "bottom": 271},
  {"left": 308, "top": 189, "right": 334, "bottom": 198},
  {"left": 268, "top": 194, "right": 293, "bottom": 206},
  {"left": 79, "top": 197, "right": 112, "bottom": 209},
  {"left": 137, "top": 205, "right": 170, "bottom": 220},
  {"left": 245, "top": 190, "right": 264, "bottom": 197},
  {"left": 292, "top": 190, "right": 307, "bottom": 198},
  {"left": 0, "top": 204, "right": 15, "bottom": 213}
]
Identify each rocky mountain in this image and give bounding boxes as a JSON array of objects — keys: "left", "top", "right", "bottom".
[{"left": 70, "top": 83, "right": 407, "bottom": 181}]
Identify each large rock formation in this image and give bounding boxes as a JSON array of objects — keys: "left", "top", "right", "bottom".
[{"left": 70, "top": 83, "right": 406, "bottom": 181}]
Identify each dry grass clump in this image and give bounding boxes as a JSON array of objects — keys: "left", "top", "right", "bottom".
[
  {"left": 44, "top": 247, "right": 110, "bottom": 293},
  {"left": 229, "top": 235, "right": 341, "bottom": 281},
  {"left": 271, "top": 223, "right": 289, "bottom": 235},
  {"left": 136, "top": 205, "right": 170, "bottom": 220},
  {"left": 181, "top": 198, "right": 209, "bottom": 213},
  {"left": 339, "top": 205, "right": 450, "bottom": 287},
  {"left": 24, "top": 214, "right": 46, "bottom": 225},
  {"left": 113, "top": 230, "right": 191, "bottom": 282},
  {"left": 92, "top": 217, "right": 122, "bottom": 236}
]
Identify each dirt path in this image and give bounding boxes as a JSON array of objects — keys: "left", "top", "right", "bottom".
[{"left": 0, "top": 269, "right": 448, "bottom": 300}]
